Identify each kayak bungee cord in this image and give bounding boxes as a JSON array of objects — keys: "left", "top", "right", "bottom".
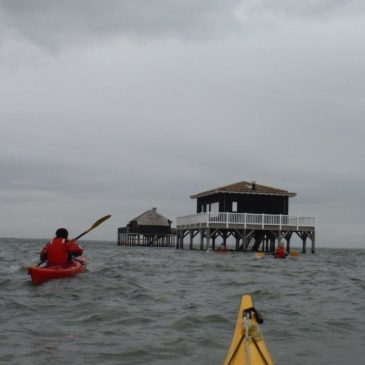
[
  {"left": 252, "top": 337, "right": 270, "bottom": 365},
  {"left": 226, "top": 308, "right": 271, "bottom": 365},
  {"left": 244, "top": 309, "right": 271, "bottom": 365},
  {"left": 244, "top": 315, "right": 251, "bottom": 365},
  {"left": 226, "top": 332, "right": 246, "bottom": 365},
  {"left": 223, "top": 296, "right": 274, "bottom": 365}
]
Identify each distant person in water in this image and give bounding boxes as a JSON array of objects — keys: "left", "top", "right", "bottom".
[
  {"left": 216, "top": 243, "right": 227, "bottom": 251},
  {"left": 40, "top": 228, "right": 83, "bottom": 265},
  {"left": 274, "top": 241, "right": 288, "bottom": 259}
]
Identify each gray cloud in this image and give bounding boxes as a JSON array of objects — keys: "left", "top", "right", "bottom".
[
  {"left": 1, "top": 0, "right": 364, "bottom": 50},
  {"left": 0, "top": 0, "right": 243, "bottom": 49},
  {"left": 244, "top": 0, "right": 365, "bottom": 17},
  {"left": 0, "top": 1, "right": 365, "bottom": 247}
]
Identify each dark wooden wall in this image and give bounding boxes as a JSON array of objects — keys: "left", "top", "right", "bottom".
[
  {"left": 196, "top": 193, "right": 289, "bottom": 215},
  {"left": 119, "top": 223, "right": 172, "bottom": 235}
]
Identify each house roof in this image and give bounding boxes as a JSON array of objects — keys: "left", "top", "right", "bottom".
[
  {"left": 130, "top": 207, "right": 172, "bottom": 226},
  {"left": 190, "top": 181, "right": 297, "bottom": 199}
]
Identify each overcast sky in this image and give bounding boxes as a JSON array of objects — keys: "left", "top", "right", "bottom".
[{"left": 1, "top": 1, "right": 365, "bottom": 248}]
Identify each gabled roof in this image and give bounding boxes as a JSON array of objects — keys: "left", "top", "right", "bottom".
[
  {"left": 130, "top": 207, "right": 171, "bottom": 226},
  {"left": 190, "top": 181, "right": 297, "bottom": 199}
]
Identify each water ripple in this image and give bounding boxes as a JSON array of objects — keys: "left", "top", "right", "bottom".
[{"left": 0, "top": 240, "right": 364, "bottom": 365}]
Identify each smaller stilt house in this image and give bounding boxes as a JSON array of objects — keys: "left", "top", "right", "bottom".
[{"left": 118, "top": 207, "right": 176, "bottom": 247}]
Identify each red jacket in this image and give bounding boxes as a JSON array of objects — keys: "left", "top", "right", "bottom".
[
  {"left": 275, "top": 246, "right": 287, "bottom": 259},
  {"left": 41, "top": 237, "right": 83, "bottom": 265}
]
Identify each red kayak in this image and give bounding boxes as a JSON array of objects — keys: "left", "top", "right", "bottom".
[{"left": 28, "top": 258, "right": 86, "bottom": 285}]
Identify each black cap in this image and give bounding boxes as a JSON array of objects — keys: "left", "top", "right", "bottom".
[{"left": 56, "top": 228, "right": 68, "bottom": 239}]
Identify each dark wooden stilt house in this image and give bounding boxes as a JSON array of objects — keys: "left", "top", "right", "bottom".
[
  {"left": 118, "top": 207, "right": 176, "bottom": 247},
  {"left": 195, "top": 180, "right": 293, "bottom": 215},
  {"left": 176, "top": 181, "right": 316, "bottom": 253}
]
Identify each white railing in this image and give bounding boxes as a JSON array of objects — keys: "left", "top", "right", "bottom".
[{"left": 176, "top": 212, "right": 315, "bottom": 229}]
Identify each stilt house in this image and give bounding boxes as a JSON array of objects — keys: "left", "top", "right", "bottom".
[
  {"left": 194, "top": 180, "right": 295, "bottom": 215},
  {"left": 118, "top": 207, "right": 176, "bottom": 247},
  {"left": 176, "top": 180, "right": 316, "bottom": 253}
]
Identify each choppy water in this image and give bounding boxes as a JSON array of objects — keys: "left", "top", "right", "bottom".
[{"left": 0, "top": 238, "right": 364, "bottom": 365}]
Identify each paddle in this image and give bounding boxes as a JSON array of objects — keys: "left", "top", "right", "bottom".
[
  {"left": 73, "top": 214, "right": 111, "bottom": 240},
  {"left": 36, "top": 215, "right": 111, "bottom": 266}
]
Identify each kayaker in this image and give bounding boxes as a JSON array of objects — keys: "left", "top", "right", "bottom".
[
  {"left": 216, "top": 243, "right": 228, "bottom": 252},
  {"left": 40, "top": 228, "right": 83, "bottom": 265},
  {"left": 274, "top": 241, "right": 288, "bottom": 259}
]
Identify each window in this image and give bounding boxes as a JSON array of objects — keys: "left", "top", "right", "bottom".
[
  {"left": 210, "top": 202, "right": 219, "bottom": 212},
  {"left": 232, "top": 201, "right": 238, "bottom": 212}
]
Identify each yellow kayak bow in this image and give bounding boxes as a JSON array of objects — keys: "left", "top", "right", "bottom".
[{"left": 223, "top": 295, "right": 274, "bottom": 365}]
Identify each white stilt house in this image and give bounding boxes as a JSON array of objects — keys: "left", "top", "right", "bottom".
[{"left": 175, "top": 181, "right": 315, "bottom": 253}]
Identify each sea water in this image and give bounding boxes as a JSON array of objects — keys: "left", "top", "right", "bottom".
[{"left": 0, "top": 238, "right": 364, "bottom": 365}]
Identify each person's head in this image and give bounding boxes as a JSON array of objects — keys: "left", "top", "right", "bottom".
[{"left": 56, "top": 228, "right": 68, "bottom": 239}]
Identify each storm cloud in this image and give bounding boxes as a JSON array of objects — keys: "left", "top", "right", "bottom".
[
  {"left": 1, "top": 1, "right": 364, "bottom": 47},
  {"left": 0, "top": 1, "right": 365, "bottom": 247}
]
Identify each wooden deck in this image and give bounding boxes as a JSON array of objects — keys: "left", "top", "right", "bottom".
[
  {"left": 176, "top": 212, "right": 315, "bottom": 253},
  {"left": 177, "top": 212, "right": 315, "bottom": 230}
]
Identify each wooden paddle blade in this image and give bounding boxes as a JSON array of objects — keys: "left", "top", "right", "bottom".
[
  {"left": 74, "top": 215, "right": 111, "bottom": 240},
  {"left": 87, "top": 214, "right": 111, "bottom": 232}
]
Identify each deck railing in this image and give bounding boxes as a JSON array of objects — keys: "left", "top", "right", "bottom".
[{"left": 176, "top": 212, "right": 315, "bottom": 229}]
